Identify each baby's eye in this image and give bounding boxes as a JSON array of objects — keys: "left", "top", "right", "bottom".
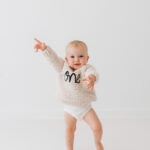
[
  {"left": 79, "top": 55, "right": 83, "bottom": 58},
  {"left": 71, "top": 56, "right": 75, "bottom": 58}
]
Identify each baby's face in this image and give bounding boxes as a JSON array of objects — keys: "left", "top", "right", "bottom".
[{"left": 65, "top": 45, "right": 89, "bottom": 71}]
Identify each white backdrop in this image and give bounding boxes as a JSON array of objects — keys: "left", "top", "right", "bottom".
[{"left": 0, "top": 0, "right": 150, "bottom": 120}]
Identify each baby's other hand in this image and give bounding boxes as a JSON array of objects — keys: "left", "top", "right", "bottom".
[
  {"left": 81, "top": 74, "right": 96, "bottom": 91},
  {"left": 34, "top": 38, "right": 47, "bottom": 52}
]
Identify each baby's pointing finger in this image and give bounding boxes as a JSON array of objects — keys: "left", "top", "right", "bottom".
[
  {"left": 81, "top": 77, "right": 89, "bottom": 82},
  {"left": 34, "top": 38, "right": 42, "bottom": 44},
  {"left": 81, "top": 79, "right": 89, "bottom": 82},
  {"left": 81, "top": 78, "right": 86, "bottom": 82}
]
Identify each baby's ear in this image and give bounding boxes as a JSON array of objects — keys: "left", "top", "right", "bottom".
[{"left": 87, "top": 56, "right": 89, "bottom": 61}]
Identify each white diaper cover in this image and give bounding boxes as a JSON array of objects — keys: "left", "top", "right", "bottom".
[{"left": 64, "top": 103, "right": 92, "bottom": 121}]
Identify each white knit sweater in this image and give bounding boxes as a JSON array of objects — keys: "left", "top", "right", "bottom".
[{"left": 42, "top": 45, "right": 99, "bottom": 106}]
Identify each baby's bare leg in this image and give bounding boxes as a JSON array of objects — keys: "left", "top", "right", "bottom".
[
  {"left": 64, "top": 111, "right": 77, "bottom": 150},
  {"left": 83, "top": 108, "right": 104, "bottom": 150}
]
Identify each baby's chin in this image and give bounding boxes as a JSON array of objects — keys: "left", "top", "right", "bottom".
[{"left": 70, "top": 64, "right": 85, "bottom": 70}]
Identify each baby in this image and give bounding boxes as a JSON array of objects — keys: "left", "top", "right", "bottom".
[{"left": 34, "top": 38, "right": 104, "bottom": 150}]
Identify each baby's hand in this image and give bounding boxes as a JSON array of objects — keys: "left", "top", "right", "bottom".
[
  {"left": 34, "top": 38, "right": 47, "bottom": 52},
  {"left": 81, "top": 74, "right": 96, "bottom": 91}
]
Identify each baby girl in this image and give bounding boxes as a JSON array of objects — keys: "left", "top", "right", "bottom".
[{"left": 34, "top": 38, "right": 104, "bottom": 150}]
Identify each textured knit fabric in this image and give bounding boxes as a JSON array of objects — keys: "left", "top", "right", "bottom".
[{"left": 42, "top": 45, "right": 99, "bottom": 106}]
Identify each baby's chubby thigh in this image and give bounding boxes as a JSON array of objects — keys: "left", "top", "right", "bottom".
[{"left": 64, "top": 110, "right": 77, "bottom": 132}]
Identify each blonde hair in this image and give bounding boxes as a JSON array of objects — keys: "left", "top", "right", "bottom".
[{"left": 66, "top": 40, "right": 88, "bottom": 54}]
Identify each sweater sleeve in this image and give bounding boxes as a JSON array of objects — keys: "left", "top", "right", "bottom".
[
  {"left": 85, "top": 65, "right": 99, "bottom": 84},
  {"left": 42, "top": 45, "right": 65, "bottom": 72}
]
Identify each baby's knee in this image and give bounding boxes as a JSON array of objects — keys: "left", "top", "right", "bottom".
[{"left": 92, "top": 124, "right": 103, "bottom": 135}]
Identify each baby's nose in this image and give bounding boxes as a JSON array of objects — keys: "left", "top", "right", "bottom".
[{"left": 75, "top": 57, "right": 79, "bottom": 61}]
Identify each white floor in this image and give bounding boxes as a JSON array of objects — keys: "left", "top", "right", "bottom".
[{"left": 0, "top": 119, "right": 150, "bottom": 150}]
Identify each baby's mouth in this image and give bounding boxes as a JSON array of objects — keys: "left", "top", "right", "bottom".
[{"left": 74, "top": 63, "right": 81, "bottom": 66}]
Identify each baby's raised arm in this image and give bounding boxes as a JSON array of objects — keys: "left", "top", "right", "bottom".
[{"left": 34, "top": 38, "right": 65, "bottom": 72}]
